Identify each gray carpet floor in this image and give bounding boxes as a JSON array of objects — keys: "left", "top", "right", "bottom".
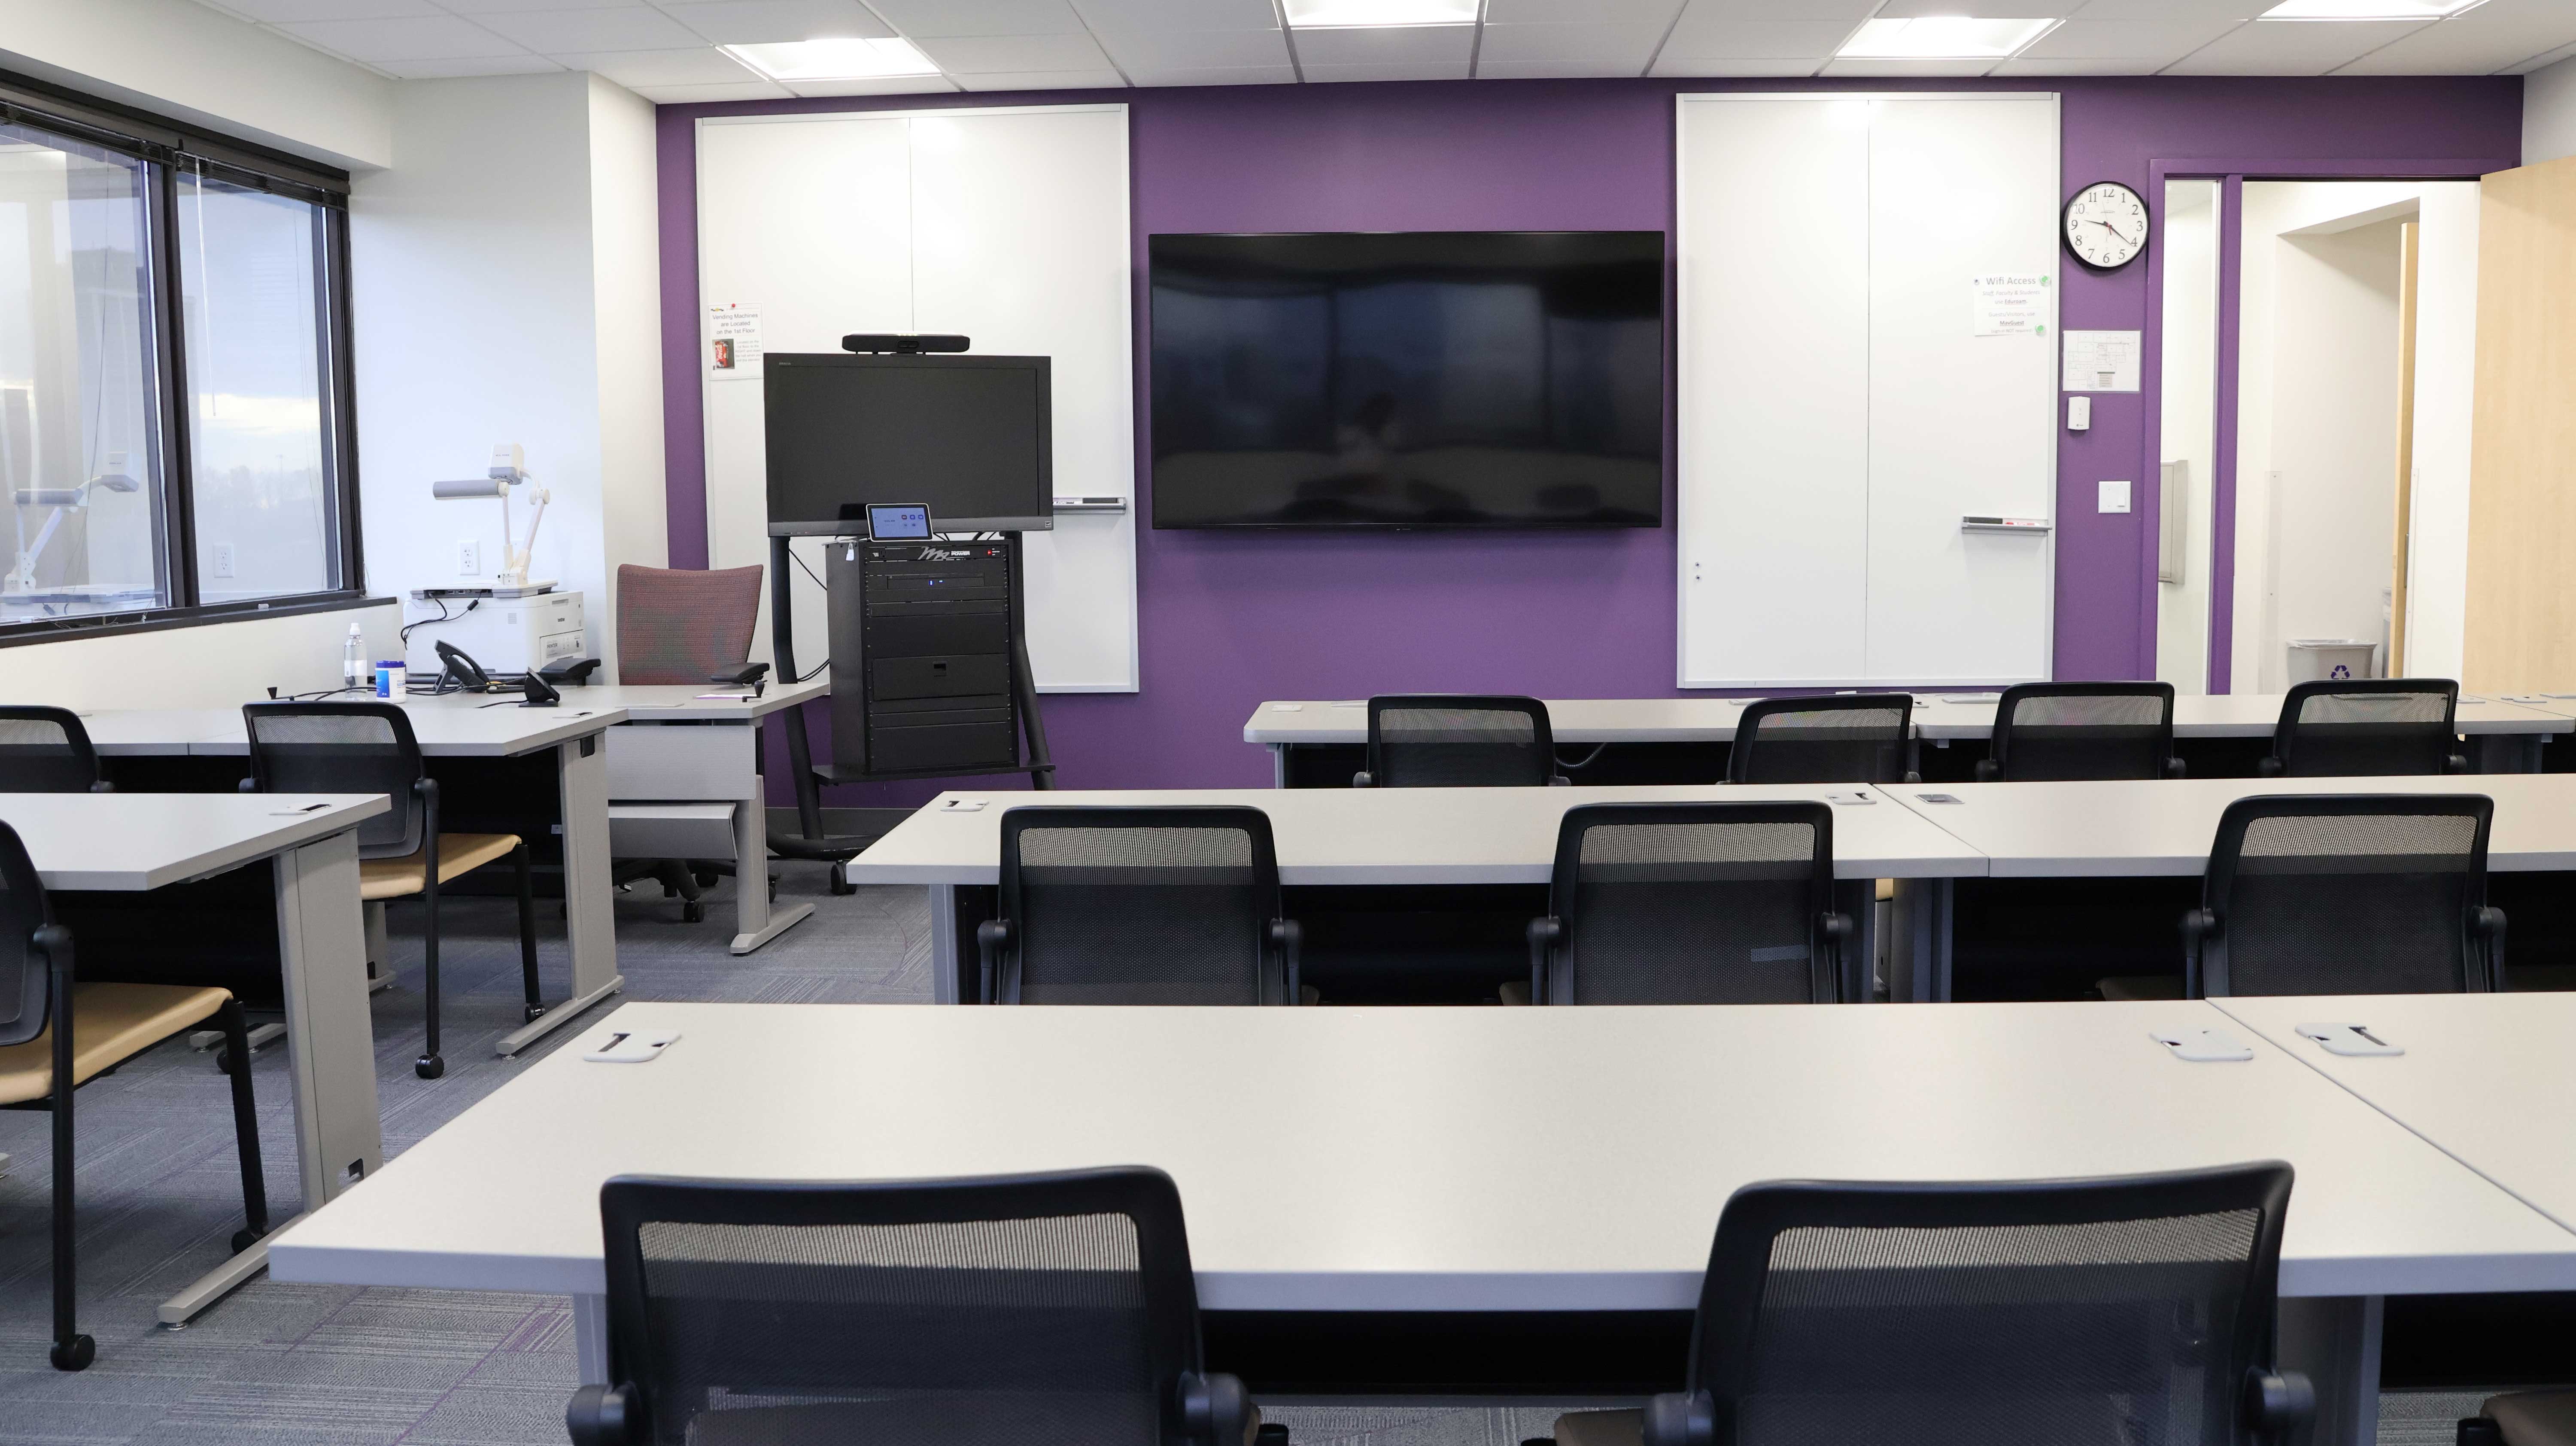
[{"left": 0, "top": 866, "right": 2532, "bottom": 1444}]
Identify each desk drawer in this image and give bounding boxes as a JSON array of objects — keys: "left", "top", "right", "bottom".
[
  {"left": 873, "top": 654, "right": 1009, "bottom": 702},
  {"left": 606, "top": 723, "right": 756, "bottom": 801}
]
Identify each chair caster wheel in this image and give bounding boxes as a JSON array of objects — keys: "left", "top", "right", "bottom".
[
  {"left": 213, "top": 1047, "right": 234, "bottom": 1075},
  {"left": 693, "top": 871, "right": 720, "bottom": 889},
  {"left": 51, "top": 1334, "right": 95, "bottom": 1372},
  {"left": 524, "top": 1004, "right": 546, "bottom": 1023},
  {"left": 683, "top": 902, "right": 705, "bottom": 923},
  {"left": 829, "top": 864, "right": 856, "bottom": 896},
  {"left": 416, "top": 1054, "right": 445, "bottom": 1080},
  {"left": 232, "top": 1227, "right": 265, "bottom": 1253}
]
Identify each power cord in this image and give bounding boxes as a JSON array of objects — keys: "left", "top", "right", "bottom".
[{"left": 401, "top": 597, "right": 479, "bottom": 643}]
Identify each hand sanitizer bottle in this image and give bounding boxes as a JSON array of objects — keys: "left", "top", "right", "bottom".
[{"left": 344, "top": 622, "right": 365, "bottom": 690}]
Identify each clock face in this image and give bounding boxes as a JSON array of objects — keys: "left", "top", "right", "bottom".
[{"left": 2064, "top": 182, "right": 2148, "bottom": 270}]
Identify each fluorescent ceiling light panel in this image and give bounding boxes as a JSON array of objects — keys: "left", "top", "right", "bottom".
[
  {"left": 2257, "top": 0, "right": 2482, "bottom": 16},
  {"left": 1281, "top": 0, "right": 1478, "bottom": 28},
  {"left": 723, "top": 38, "right": 939, "bottom": 80},
  {"left": 1837, "top": 18, "right": 2057, "bottom": 58}
]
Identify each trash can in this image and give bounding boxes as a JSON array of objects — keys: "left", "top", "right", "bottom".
[{"left": 2287, "top": 639, "right": 2376, "bottom": 684}]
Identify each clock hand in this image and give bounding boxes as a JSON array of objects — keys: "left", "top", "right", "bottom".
[{"left": 2090, "top": 218, "right": 2135, "bottom": 247}]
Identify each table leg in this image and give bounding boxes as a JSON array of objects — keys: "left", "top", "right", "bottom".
[
  {"left": 931, "top": 883, "right": 960, "bottom": 1004},
  {"left": 2280, "top": 1295, "right": 2382, "bottom": 1446},
  {"left": 729, "top": 796, "right": 812, "bottom": 955},
  {"left": 365, "top": 901, "right": 392, "bottom": 992},
  {"left": 1272, "top": 744, "right": 1288, "bottom": 789},
  {"left": 1886, "top": 877, "right": 1955, "bottom": 1003},
  {"left": 498, "top": 736, "right": 623, "bottom": 1056},
  {"left": 575, "top": 1294, "right": 611, "bottom": 1385},
  {"left": 161, "top": 830, "right": 380, "bottom": 1326}
]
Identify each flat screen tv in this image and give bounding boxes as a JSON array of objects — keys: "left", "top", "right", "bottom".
[
  {"left": 1148, "top": 231, "right": 1664, "bottom": 530},
  {"left": 764, "top": 353, "right": 1052, "bottom": 536}
]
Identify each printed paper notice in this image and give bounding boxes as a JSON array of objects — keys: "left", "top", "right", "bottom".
[
  {"left": 1971, "top": 273, "right": 2051, "bottom": 338},
  {"left": 2063, "top": 330, "right": 2142, "bottom": 392},
  {"left": 707, "top": 303, "right": 762, "bottom": 380}
]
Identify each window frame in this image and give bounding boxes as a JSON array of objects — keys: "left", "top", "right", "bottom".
[{"left": 0, "top": 68, "right": 367, "bottom": 648}]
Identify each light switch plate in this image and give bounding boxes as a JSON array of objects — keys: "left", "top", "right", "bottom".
[
  {"left": 2098, "top": 479, "right": 2132, "bottom": 514},
  {"left": 2067, "top": 395, "right": 2092, "bottom": 431}
]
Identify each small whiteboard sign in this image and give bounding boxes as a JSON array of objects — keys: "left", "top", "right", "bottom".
[
  {"left": 707, "top": 303, "right": 762, "bottom": 380},
  {"left": 1971, "top": 273, "right": 2050, "bottom": 337},
  {"left": 2063, "top": 329, "right": 2142, "bottom": 392}
]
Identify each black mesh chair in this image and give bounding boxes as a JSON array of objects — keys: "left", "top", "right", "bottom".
[
  {"left": 1728, "top": 695, "right": 1917, "bottom": 784},
  {"left": 1976, "top": 683, "right": 2182, "bottom": 782},
  {"left": 1549, "top": 1164, "right": 2312, "bottom": 1446},
  {"left": 243, "top": 703, "right": 542, "bottom": 1078},
  {"left": 2261, "top": 679, "right": 2464, "bottom": 778},
  {"left": 1356, "top": 695, "right": 1564, "bottom": 787},
  {"left": 568, "top": 1167, "right": 1259, "bottom": 1446},
  {"left": 1522, "top": 803, "right": 1852, "bottom": 1006},
  {"left": 2181, "top": 794, "right": 2501, "bottom": 998},
  {"left": 977, "top": 807, "right": 1301, "bottom": 1006},
  {"left": 0, "top": 818, "right": 267, "bottom": 1373},
  {"left": 0, "top": 706, "right": 111, "bottom": 793}
]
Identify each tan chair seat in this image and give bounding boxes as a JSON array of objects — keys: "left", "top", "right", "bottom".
[
  {"left": 1875, "top": 877, "right": 1895, "bottom": 902},
  {"left": 1553, "top": 1408, "right": 1645, "bottom": 1446},
  {"left": 2487, "top": 1391, "right": 2576, "bottom": 1446},
  {"left": 360, "top": 832, "right": 522, "bottom": 900},
  {"left": 0, "top": 983, "right": 232, "bottom": 1106},
  {"left": 2098, "top": 975, "right": 2186, "bottom": 1001}
]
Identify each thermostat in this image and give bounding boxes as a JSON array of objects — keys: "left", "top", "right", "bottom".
[{"left": 867, "top": 503, "right": 931, "bottom": 541}]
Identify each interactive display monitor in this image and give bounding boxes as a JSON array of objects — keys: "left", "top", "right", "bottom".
[{"left": 764, "top": 354, "right": 1052, "bottom": 535}]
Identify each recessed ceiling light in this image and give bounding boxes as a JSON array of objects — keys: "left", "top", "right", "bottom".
[
  {"left": 1836, "top": 17, "right": 2057, "bottom": 58},
  {"left": 2257, "top": 0, "right": 2482, "bottom": 16},
  {"left": 722, "top": 38, "right": 940, "bottom": 82},
  {"left": 1280, "top": 0, "right": 1478, "bottom": 28}
]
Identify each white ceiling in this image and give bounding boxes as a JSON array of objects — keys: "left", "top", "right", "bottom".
[{"left": 192, "top": 0, "right": 2576, "bottom": 101}]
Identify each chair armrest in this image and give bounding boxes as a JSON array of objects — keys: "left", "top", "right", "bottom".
[
  {"left": 1527, "top": 917, "right": 1561, "bottom": 1006},
  {"left": 2459, "top": 1417, "right": 2503, "bottom": 1446},
  {"left": 416, "top": 777, "right": 441, "bottom": 866},
  {"left": 1820, "top": 910, "right": 1856, "bottom": 1000},
  {"left": 1352, "top": 771, "right": 1374, "bottom": 787},
  {"left": 975, "top": 919, "right": 1012, "bottom": 1006},
  {"left": 2244, "top": 1369, "right": 2314, "bottom": 1445},
  {"left": 2164, "top": 756, "right": 2187, "bottom": 779},
  {"left": 2445, "top": 752, "right": 2470, "bottom": 774},
  {"left": 2474, "top": 906, "right": 2507, "bottom": 990},
  {"left": 1902, "top": 771, "right": 1923, "bottom": 784},
  {"left": 566, "top": 1382, "right": 644, "bottom": 1446},
  {"left": 1270, "top": 918, "right": 1303, "bottom": 1004},
  {"left": 1549, "top": 774, "right": 1571, "bottom": 786},
  {"left": 237, "top": 777, "right": 256, "bottom": 793},
  {"left": 1973, "top": 758, "right": 2000, "bottom": 783},
  {"left": 1643, "top": 1390, "right": 1715, "bottom": 1446},
  {"left": 2181, "top": 908, "right": 2218, "bottom": 997},
  {"left": 2257, "top": 757, "right": 2285, "bottom": 778},
  {"left": 90, "top": 779, "right": 115, "bottom": 793},
  {"left": 1178, "top": 1370, "right": 1252, "bottom": 1446}
]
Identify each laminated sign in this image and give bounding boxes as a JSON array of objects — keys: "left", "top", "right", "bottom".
[
  {"left": 707, "top": 303, "right": 763, "bottom": 380},
  {"left": 1971, "top": 273, "right": 2050, "bottom": 338}
]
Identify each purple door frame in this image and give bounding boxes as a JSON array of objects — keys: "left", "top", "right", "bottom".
[{"left": 2136, "top": 156, "right": 2512, "bottom": 694}]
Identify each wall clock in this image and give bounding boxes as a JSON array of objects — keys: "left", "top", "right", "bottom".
[{"left": 2064, "top": 181, "right": 2148, "bottom": 270}]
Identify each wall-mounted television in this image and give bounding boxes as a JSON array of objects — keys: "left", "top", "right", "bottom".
[
  {"left": 1148, "top": 230, "right": 1665, "bottom": 530},
  {"left": 764, "top": 353, "right": 1052, "bottom": 536}
]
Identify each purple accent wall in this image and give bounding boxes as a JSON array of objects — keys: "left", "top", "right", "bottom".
[{"left": 654, "top": 76, "right": 2518, "bottom": 799}]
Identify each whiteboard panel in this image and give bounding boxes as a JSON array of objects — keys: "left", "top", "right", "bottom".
[
  {"left": 695, "top": 106, "right": 1138, "bottom": 692},
  {"left": 1862, "top": 96, "right": 2057, "bottom": 683},
  {"left": 1676, "top": 97, "right": 1873, "bottom": 686}
]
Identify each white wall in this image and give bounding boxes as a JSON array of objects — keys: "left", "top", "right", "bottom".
[
  {"left": 2527, "top": 54, "right": 2576, "bottom": 167},
  {"left": 0, "top": 0, "right": 392, "bottom": 169},
  {"left": 2401, "top": 184, "right": 2482, "bottom": 681},
  {"left": 4, "top": 601, "right": 399, "bottom": 710},
  {"left": 2156, "top": 180, "right": 2219, "bottom": 695},
  {"left": 350, "top": 72, "right": 667, "bottom": 677}
]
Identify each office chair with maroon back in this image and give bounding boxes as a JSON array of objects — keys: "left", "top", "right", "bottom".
[{"left": 614, "top": 565, "right": 768, "bottom": 920}]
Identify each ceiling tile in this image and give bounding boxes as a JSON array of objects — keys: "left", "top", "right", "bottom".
[
  {"left": 2068, "top": 0, "right": 2264, "bottom": 18},
  {"left": 1651, "top": 56, "right": 1823, "bottom": 74},
  {"left": 782, "top": 73, "right": 959, "bottom": 94},
  {"left": 374, "top": 52, "right": 565, "bottom": 75},
  {"left": 1661, "top": 18, "right": 1848, "bottom": 58},
  {"left": 1126, "top": 63, "right": 1299, "bottom": 85},
  {"left": 2017, "top": 18, "right": 2235, "bottom": 58},
  {"left": 915, "top": 31, "right": 1113, "bottom": 71},
  {"left": 1670, "top": 0, "right": 1872, "bottom": 19},
  {"left": 863, "top": 0, "right": 1088, "bottom": 37},
  {"left": 1872, "top": 0, "right": 2083, "bottom": 15},
  {"left": 1485, "top": 0, "right": 1681, "bottom": 21},
  {"left": 2516, "top": 38, "right": 2576, "bottom": 73},
  {"left": 1092, "top": 27, "right": 1289, "bottom": 68},
  {"left": 628, "top": 78, "right": 796, "bottom": 100},
  {"left": 2335, "top": 3, "right": 2576, "bottom": 74},
  {"left": 1067, "top": 0, "right": 1278, "bottom": 30},
  {"left": 1991, "top": 54, "right": 2169, "bottom": 73},
  {"left": 1299, "top": 60, "right": 1473, "bottom": 81},
  {"left": 1290, "top": 24, "right": 1476, "bottom": 64},
  {"left": 2163, "top": 18, "right": 2432, "bottom": 74},
  {"left": 1816, "top": 55, "right": 2003, "bottom": 75},
  {"left": 440, "top": 0, "right": 644, "bottom": 11},
  {"left": 552, "top": 44, "right": 763, "bottom": 81},
  {"left": 471, "top": 5, "right": 702, "bottom": 49},
  {"left": 1476, "top": 22, "right": 1665, "bottom": 64},
  {"left": 216, "top": 0, "right": 437, "bottom": 20},
  {"left": 658, "top": 0, "right": 893, "bottom": 44},
  {"left": 272, "top": 14, "right": 522, "bottom": 60},
  {"left": 1477, "top": 58, "right": 1649, "bottom": 76},
  {"left": 953, "top": 67, "right": 1130, "bottom": 88}
]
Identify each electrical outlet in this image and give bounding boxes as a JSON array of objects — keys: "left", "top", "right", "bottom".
[
  {"left": 211, "top": 542, "right": 235, "bottom": 578},
  {"left": 458, "top": 539, "right": 480, "bottom": 575}
]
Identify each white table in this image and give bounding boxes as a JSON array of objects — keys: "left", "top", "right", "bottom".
[
  {"left": 2211, "top": 993, "right": 2576, "bottom": 1237},
  {"left": 1, "top": 790, "right": 385, "bottom": 1325},
  {"left": 846, "top": 784, "right": 1986, "bottom": 1003},
  {"left": 83, "top": 700, "right": 631, "bottom": 1057},
  {"left": 414, "top": 682, "right": 826, "bottom": 955},
  {"left": 1912, "top": 691, "right": 2569, "bottom": 772},
  {"left": 269, "top": 999, "right": 2576, "bottom": 1446}
]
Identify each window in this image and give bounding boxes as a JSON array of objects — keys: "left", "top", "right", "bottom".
[{"left": 0, "top": 76, "right": 358, "bottom": 641}]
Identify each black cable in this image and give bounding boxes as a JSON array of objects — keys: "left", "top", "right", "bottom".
[{"left": 401, "top": 596, "right": 478, "bottom": 643}]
